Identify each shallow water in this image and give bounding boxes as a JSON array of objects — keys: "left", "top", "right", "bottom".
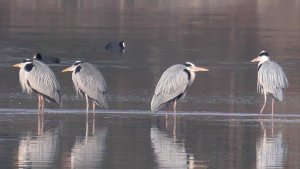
[
  {"left": 1, "top": 111, "right": 300, "bottom": 169},
  {"left": 1, "top": 0, "right": 300, "bottom": 168}
]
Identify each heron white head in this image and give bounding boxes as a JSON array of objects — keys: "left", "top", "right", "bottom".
[
  {"left": 251, "top": 50, "right": 270, "bottom": 65},
  {"left": 62, "top": 60, "right": 83, "bottom": 72},
  {"left": 184, "top": 62, "right": 209, "bottom": 72}
]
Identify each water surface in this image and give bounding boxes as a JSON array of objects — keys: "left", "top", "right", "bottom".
[{"left": 1, "top": 111, "right": 300, "bottom": 169}]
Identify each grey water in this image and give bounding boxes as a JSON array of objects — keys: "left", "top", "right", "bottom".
[{"left": 0, "top": 0, "right": 300, "bottom": 168}]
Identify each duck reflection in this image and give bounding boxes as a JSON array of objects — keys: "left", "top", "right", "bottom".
[
  {"left": 18, "top": 112, "right": 59, "bottom": 168},
  {"left": 151, "top": 115, "right": 208, "bottom": 169},
  {"left": 69, "top": 113, "right": 107, "bottom": 169},
  {"left": 256, "top": 119, "right": 286, "bottom": 169}
]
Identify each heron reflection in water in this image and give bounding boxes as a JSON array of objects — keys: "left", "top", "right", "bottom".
[
  {"left": 256, "top": 119, "right": 286, "bottom": 169},
  {"left": 17, "top": 112, "right": 59, "bottom": 168},
  {"left": 69, "top": 114, "right": 107, "bottom": 168},
  {"left": 152, "top": 117, "right": 209, "bottom": 169}
]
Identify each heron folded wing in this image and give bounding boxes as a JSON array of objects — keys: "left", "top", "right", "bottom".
[
  {"left": 151, "top": 65, "right": 189, "bottom": 112},
  {"left": 257, "top": 60, "right": 288, "bottom": 101},
  {"left": 73, "top": 63, "right": 108, "bottom": 108},
  {"left": 26, "top": 60, "right": 61, "bottom": 104}
]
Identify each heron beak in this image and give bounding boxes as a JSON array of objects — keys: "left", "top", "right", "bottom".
[
  {"left": 62, "top": 66, "right": 74, "bottom": 72},
  {"left": 251, "top": 56, "right": 261, "bottom": 63},
  {"left": 192, "top": 66, "right": 209, "bottom": 72},
  {"left": 12, "top": 63, "right": 22, "bottom": 68}
]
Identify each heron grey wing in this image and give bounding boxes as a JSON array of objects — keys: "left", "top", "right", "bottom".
[
  {"left": 151, "top": 65, "right": 189, "bottom": 112},
  {"left": 26, "top": 61, "right": 61, "bottom": 104},
  {"left": 74, "top": 63, "right": 108, "bottom": 108},
  {"left": 33, "top": 60, "right": 61, "bottom": 90},
  {"left": 257, "top": 60, "right": 288, "bottom": 101}
]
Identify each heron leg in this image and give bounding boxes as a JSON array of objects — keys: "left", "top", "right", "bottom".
[
  {"left": 173, "top": 100, "right": 177, "bottom": 113},
  {"left": 41, "top": 96, "right": 45, "bottom": 111},
  {"left": 259, "top": 92, "right": 267, "bottom": 116},
  {"left": 85, "top": 94, "right": 89, "bottom": 113},
  {"left": 92, "top": 101, "right": 96, "bottom": 117},
  {"left": 38, "top": 95, "right": 41, "bottom": 110}
]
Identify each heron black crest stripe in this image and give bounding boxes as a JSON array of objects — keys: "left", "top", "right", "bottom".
[
  {"left": 259, "top": 51, "right": 269, "bottom": 56},
  {"left": 75, "top": 65, "right": 82, "bottom": 74},
  {"left": 24, "top": 63, "right": 34, "bottom": 72},
  {"left": 258, "top": 64, "right": 262, "bottom": 71},
  {"left": 73, "top": 61, "right": 83, "bottom": 66},
  {"left": 184, "top": 63, "right": 192, "bottom": 67},
  {"left": 183, "top": 69, "right": 191, "bottom": 80}
]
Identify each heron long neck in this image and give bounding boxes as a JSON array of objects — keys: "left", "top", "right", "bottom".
[
  {"left": 258, "top": 60, "right": 269, "bottom": 71},
  {"left": 258, "top": 56, "right": 270, "bottom": 67},
  {"left": 188, "top": 71, "right": 196, "bottom": 86}
]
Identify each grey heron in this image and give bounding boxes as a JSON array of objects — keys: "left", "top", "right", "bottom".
[
  {"left": 105, "top": 41, "right": 125, "bottom": 51},
  {"left": 151, "top": 62, "right": 209, "bottom": 113},
  {"left": 62, "top": 61, "right": 108, "bottom": 113},
  {"left": 33, "top": 53, "right": 60, "bottom": 64},
  {"left": 251, "top": 50, "right": 288, "bottom": 115},
  {"left": 13, "top": 59, "right": 61, "bottom": 110}
]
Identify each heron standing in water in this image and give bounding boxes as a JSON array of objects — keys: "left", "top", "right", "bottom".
[
  {"left": 251, "top": 50, "right": 288, "bottom": 116},
  {"left": 62, "top": 61, "right": 108, "bottom": 113},
  {"left": 13, "top": 59, "right": 61, "bottom": 111},
  {"left": 151, "top": 62, "right": 209, "bottom": 113}
]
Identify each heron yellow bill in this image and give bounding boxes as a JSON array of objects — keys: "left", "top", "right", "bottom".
[
  {"left": 13, "top": 63, "right": 23, "bottom": 68},
  {"left": 251, "top": 56, "right": 261, "bottom": 63},
  {"left": 62, "top": 66, "right": 75, "bottom": 72},
  {"left": 192, "top": 66, "right": 209, "bottom": 72}
]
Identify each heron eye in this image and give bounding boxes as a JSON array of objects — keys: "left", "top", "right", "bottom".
[
  {"left": 75, "top": 65, "right": 82, "bottom": 74},
  {"left": 259, "top": 51, "right": 269, "bottom": 56},
  {"left": 24, "top": 63, "right": 34, "bottom": 72},
  {"left": 183, "top": 63, "right": 192, "bottom": 67}
]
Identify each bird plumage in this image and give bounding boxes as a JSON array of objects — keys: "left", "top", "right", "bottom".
[
  {"left": 251, "top": 50, "right": 289, "bottom": 115},
  {"left": 18, "top": 59, "right": 61, "bottom": 105},
  {"left": 257, "top": 60, "right": 288, "bottom": 101},
  {"left": 71, "top": 62, "right": 108, "bottom": 108},
  {"left": 151, "top": 64, "right": 196, "bottom": 112}
]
